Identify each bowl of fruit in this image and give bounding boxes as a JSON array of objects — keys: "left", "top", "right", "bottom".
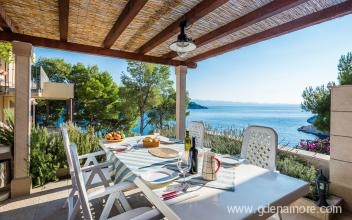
[
  {"left": 105, "top": 131, "right": 125, "bottom": 142},
  {"left": 142, "top": 137, "right": 160, "bottom": 148}
]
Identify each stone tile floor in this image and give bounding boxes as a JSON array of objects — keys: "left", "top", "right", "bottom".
[{"left": 0, "top": 179, "right": 351, "bottom": 220}]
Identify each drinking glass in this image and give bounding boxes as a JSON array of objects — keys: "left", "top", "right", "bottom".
[
  {"left": 177, "top": 151, "right": 191, "bottom": 185},
  {"left": 153, "top": 128, "right": 160, "bottom": 138}
]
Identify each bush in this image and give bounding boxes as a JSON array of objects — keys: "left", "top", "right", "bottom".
[
  {"left": 297, "top": 138, "right": 330, "bottom": 155},
  {"left": 0, "top": 110, "right": 14, "bottom": 156},
  {"left": 160, "top": 125, "right": 176, "bottom": 138},
  {"left": 205, "top": 131, "right": 242, "bottom": 155},
  {"left": 30, "top": 126, "right": 60, "bottom": 186},
  {"left": 29, "top": 123, "right": 101, "bottom": 186},
  {"left": 65, "top": 122, "right": 101, "bottom": 156},
  {"left": 277, "top": 152, "right": 318, "bottom": 200}
]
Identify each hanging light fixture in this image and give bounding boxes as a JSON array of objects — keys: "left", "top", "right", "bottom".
[{"left": 169, "top": 19, "right": 196, "bottom": 57}]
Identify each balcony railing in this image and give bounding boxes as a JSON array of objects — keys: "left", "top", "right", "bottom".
[{"left": 0, "top": 64, "right": 50, "bottom": 94}]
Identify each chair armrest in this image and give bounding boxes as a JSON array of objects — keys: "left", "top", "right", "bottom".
[
  {"left": 78, "top": 150, "right": 106, "bottom": 160},
  {"left": 88, "top": 181, "right": 136, "bottom": 200},
  {"left": 81, "top": 161, "right": 113, "bottom": 172}
]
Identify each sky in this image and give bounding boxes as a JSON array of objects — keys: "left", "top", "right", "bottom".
[{"left": 34, "top": 14, "right": 352, "bottom": 105}]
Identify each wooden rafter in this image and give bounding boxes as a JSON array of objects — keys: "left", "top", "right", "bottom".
[
  {"left": 188, "top": 1, "right": 352, "bottom": 63},
  {"left": 0, "top": 32, "right": 197, "bottom": 68},
  {"left": 0, "top": 6, "right": 17, "bottom": 32},
  {"left": 137, "top": 0, "right": 228, "bottom": 54},
  {"left": 104, "top": 0, "right": 148, "bottom": 48},
  {"left": 59, "top": 0, "right": 69, "bottom": 41},
  {"left": 59, "top": 0, "right": 70, "bottom": 41},
  {"left": 164, "top": 0, "right": 308, "bottom": 59}
]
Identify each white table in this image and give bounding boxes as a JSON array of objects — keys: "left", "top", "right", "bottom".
[{"left": 101, "top": 136, "right": 309, "bottom": 220}]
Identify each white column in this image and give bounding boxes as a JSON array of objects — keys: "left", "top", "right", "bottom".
[
  {"left": 175, "top": 66, "right": 187, "bottom": 140},
  {"left": 11, "top": 41, "right": 32, "bottom": 197}
]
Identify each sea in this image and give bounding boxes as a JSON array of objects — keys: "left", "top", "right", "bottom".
[{"left": 186, "top": 102, "right": 317, "bottom": 147}]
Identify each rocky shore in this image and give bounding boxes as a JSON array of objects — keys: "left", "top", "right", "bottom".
[{"left": 297, "top": 116, "right": 329, "bottom": 138}]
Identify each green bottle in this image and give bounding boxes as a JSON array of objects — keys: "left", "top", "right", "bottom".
[{"left": 184, "top": 130, "right": 191, "bottom": 151}]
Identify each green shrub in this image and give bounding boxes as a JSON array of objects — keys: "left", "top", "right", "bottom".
[
  {"left": 277, "top": 152, "right": 318, "bottom": 200},
  {"left": 66, "top": 123, "right": 100, "bottom": 155},
  {"left": 160, "top": 125, "right": 176, "bottom": 138},
  {"left": 29, "top": 123, "right": 101, "bottom": 186},
  {"left": 30, "top": 126, "right": 59, "bottom": 186},
  {"left": 204, "top": 126, "right": 243, "bottom": 155},
  {"left": 0, "top": 110, "right": 14, "bottom": 156},
  {"left": 206, "top": 132, "right": 242, "bottom": 155}
]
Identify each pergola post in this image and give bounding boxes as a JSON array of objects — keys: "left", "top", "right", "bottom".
[
  {"left": 11, "top": 41, "right": 32, "bottom": 197},
  {"left": 330, "top": 86, "right": 352, "bottom": 211},
  {"left": 175, "top": 66, "right": 187, "bottom": 140}
]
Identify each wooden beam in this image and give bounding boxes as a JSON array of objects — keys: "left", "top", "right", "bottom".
[
  {"left": 104, "top": 0, "right": 148, "bottom": 48},
  {"left": 137, "top": 0, "right": 228, "bottom": 54},
  {"left": 59, "top": 0, "right": 69, "bottom": 41},
  {"left": 164, "top": 0, "right": 308, "bottom": 59},
  {"left": 0, "top": 6, "right": 17, "bottom": 32},
  {"left": 189, "top": 1, "right": 352, "bottom": 63},
  {"left": 0, "top": 32, "right": 197, "bottom": 68}
]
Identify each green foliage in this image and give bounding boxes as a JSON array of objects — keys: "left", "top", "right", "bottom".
[
  {"left": 205, "top": 127, "right": 243, "bottom": 155},
  {"left": 121, "top": 61, "right": 173, "bottom": 134},
  {"left": 65, "top": 122, "right": 100, "bottom": 155},
  {"left": 277, "top": 152, "right": 318, "bottom": 200},
  {"left": 29, "top": 123, "right": 100, "bottom": 186},
  {"left": 33, "top": 58, "right": 126, "bottom": 130},
  {"left": 71, "top": 65, "right": 120, "bottom": 126},
  {"left": 301, "top": 85, "right": 331, "bottom": 132},
  {"left": 30, "top": 126, "right": 59, "bottom": 186},
  {"left": 302, "top": 51, "right": 352, "bottom": 132},
  {"left": 160, "top": 125, "right": 176, "bottom": 138},
  {"left": 0, "top": 41, "right": 13, "bottom": 63},
  {"left": 0, "top": 110, "right": 15, "bottom": 156},
  {"left": 338, "top": 52, "right": 352, "bottom": 85},
  {"left": 148, "top": 89, "right": 190, "bottom": 130}
]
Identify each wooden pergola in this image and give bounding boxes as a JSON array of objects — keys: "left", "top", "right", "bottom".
[
  {"left": 1, "top": 0, "right": 351, "bottom": 67},
  {"left": 0, "top": 0, "right": 351, "bottom": 197}
]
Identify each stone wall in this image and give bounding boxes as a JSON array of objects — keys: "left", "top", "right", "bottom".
[{"left": 330, "top": 85, "right": 352, "bottom": 211}]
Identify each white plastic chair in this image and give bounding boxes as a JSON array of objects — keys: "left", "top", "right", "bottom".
[
  {"left": 240, "top": 125, "right": 278, "bottom": 171},
  {"left": 69, "top": 143, "right": 161, "bottom": 220},
  {"left": 188, "top": 121, "right": 205, "bottom": 148},
  {"left": 61, "top": 127, "right": 135, "bottom": 217}
]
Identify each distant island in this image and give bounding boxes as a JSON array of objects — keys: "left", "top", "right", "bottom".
[{"left": 188, "top": 101, "right": 208, "bottom": 109}]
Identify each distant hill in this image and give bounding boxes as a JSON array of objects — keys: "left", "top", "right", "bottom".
[{"left": 188, "top": 101, "right": 208, "bottom": 109}]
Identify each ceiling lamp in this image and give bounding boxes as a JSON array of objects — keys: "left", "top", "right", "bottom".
[{"left": 169, "top": 20, "right": 196, "bottom": 58}]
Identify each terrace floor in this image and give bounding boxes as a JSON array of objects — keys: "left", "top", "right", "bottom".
[{"left": 0, "top": 179, "right": 351, "bottom": 220}]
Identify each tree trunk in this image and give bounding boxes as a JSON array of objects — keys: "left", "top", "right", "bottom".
[
  {"left": 159, "top": 114, "right": 163, "bottom": 130},
  {"left": 139, "top": 110, "right": 144, "bottom": 135}
]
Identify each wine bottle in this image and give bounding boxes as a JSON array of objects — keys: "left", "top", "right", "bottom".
[
  {"left": 184, "top": 130, "right": 191, "bottom": 151},
  {"left": 189, "top": 137, "right": 198, "bottom": 174}
]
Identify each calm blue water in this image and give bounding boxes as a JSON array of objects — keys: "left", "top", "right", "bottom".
[{"left": 186, "top": 103, "right": 317, "bottom": 146}]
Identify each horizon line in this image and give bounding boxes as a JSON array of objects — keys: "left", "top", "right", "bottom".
[{"left": 191, "top": 99, "right": 302, "bottom": 105}]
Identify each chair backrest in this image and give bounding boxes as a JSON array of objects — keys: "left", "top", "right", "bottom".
[
  {"left": 188, "top": 121, "right": 205, "bottom": 148},
  {"left": 70, "top": 143, "right": 93, "bottom": 220},
  {"left": 241, "top": 125, "right": 278, "bottom": 171},
  {"left": 60, "top": 126, "right": 74, "bottom": 173}
]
